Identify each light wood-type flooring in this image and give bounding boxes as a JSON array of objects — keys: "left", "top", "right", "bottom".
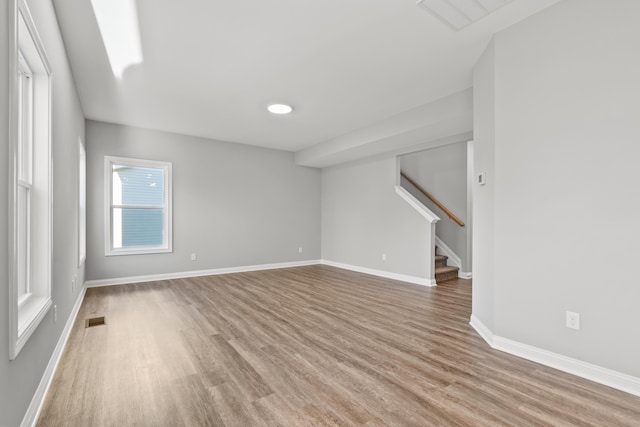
[{"left": 38, "top": 265, "right": 640, "bottom": 426}]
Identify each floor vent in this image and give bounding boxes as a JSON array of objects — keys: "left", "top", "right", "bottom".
[{"left": 85, "top": 316, "right": 106, "bottom": 328}]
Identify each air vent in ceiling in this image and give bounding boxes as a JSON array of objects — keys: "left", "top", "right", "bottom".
[{"left": 416, "top": 0, "right": 513, "bottom": 31}]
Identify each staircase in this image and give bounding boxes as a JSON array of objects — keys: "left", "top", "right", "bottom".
[
  {"left": 435, "top": 250, "right": 459, "bottom": 283},
  {"left": 401, "top": 171, "right": 465, "bottom": 284}
]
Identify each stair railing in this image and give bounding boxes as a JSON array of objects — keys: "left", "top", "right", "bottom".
[{"left": 400, "top": 171, "right": 465, "bottom": 227}]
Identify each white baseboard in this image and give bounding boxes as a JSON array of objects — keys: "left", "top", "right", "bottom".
[
  {"left": 321, "top": 260, "right": 436, "bottom": 287},
  {"left": 21, "top": 286, "right": 87, "bottom": 427},
  {"left": 85, "top": 259, "right": 436, "bottom": 290},
  {"left": 458, "top": 271, "right": 472, "bottom": 279},
  {"left": 85, "top": 260, "right": 322, "bottom": 288},
  {"left": 469, "top": 314, "right": 640, "bottom": 398},
  {"left": 469, "top": 314, "right": 494, "bottom": 345}
]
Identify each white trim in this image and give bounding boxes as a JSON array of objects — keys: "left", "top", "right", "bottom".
[
  {"left": 85, "top": 260, "right": 322, "bottom": 288},
  {"left": 469, "top": 314, "right": 640, "bottom": 398},
  {"left": 104, "top": 155, "right": 173, "bottom": 256},
  {"left": 494, "top": 337, "right": 640, "bottom": 398},
  {"left": 469, "top": 314, "right": 495, "bottom": 345},
  {"left": 84, "top": 260, "right": 438, "bottom": 289},
  {"left": 15, "top": 297, "right": 52, "bottom": 353},
  {"left": 78, "top": 139, "right": 86, "bottom": 266},
  {"left": 9, "top": 0, "right": 20, "bottom": 360},
  {"left": 435, "top": 235, "right": 461, "bottom": 269},
  {"left": 458, "top": 271, "right": 472, "bottom": 279},
  {"left": 20, "top": 286, "right": 87, "bottom": 427},
  {"left": 466, "top": 140, "right": 473, "bottom": 279},
  {"left": 321, "top": 260, "right": 437, "bottom": 287},
  {"left": 394, "top": 185, "right": 440, "bottom": 223},
  {"left": 9, "top": 0, "right": 54, "bottom": 360}
]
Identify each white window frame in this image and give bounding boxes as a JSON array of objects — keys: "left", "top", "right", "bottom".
[
  {"left": 17, "top": 50, "right": 33, "bottom": 308},
  {"left": 8, "top": 0, "right": 53, "bottom": 360},
  {"left": 78, "top": 139, "right": 86, "bottom": 266},
  {"left": 104, "top": 156, "right": 173, "bottom": 256}
]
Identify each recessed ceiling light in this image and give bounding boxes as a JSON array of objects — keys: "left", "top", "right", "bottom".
[{"left": 267, "top": 104, "right": 293, "bottom": 115}]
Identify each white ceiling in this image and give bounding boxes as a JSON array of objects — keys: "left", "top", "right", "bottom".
[{"left": 52, "top": 0, "right": 562, "bottom": 153}]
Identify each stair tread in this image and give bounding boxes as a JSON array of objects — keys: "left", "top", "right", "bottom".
[
  {"left": 435, "top": 266, "right": 459, "bottom": 273},
  {"left": 435, "top": 263, "right": 459, "bottom": 283}
]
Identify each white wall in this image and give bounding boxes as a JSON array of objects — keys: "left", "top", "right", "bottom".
[
  {"left": 474, "top": 0, "right": 640, "bottom": 377},
  {"left": 400, "top": 142, "right": 469, "bottom": 271},
  {"left": 0, "top": 0, "right": 86, "bottom": 425},
  {"left": 86, "top": 120, "right": 321, "bottom": 281},
  {"left": 321, "top": 157, "right": 433, "bottom": 282}
]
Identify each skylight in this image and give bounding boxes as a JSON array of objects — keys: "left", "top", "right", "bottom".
[{"left": 91, "top": 0, "right": 143, "bottom": 79}]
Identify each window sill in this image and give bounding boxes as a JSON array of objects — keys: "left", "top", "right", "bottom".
[
  {"left": 105, "top": 246, "right": 172, "bottom": 257},
  {"left": 18, "top": 292, "right": 32, "bottom": 309},
  {"left": 12, "top": 295, "right": 52, "bottom": 359}
]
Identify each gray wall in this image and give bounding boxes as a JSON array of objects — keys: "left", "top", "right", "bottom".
[
  {"left": 472, "top": 40, "right": 496, "bottom": 332},
  {"left": 0, "top": 0, "right": 86, "bottom": 425},
  {"left": 473, "top": 0, "right": 640, "bottom": 377},
  {"left": 86, "top": 120, "right": 321, "bottom": 281},
  {"left": 400, "top": 142, "right": 469, "bottom": 271},
  {"left": 321, "top": 157, "right": 432, "bottom": 280}
]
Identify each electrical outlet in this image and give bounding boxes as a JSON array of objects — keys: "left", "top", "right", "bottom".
[
  {"left": 382, "top": 253, "right": 387, "bottom": 261},
  {"left": 478, "top": 172, "right": 487, "bottom": 186},
  {"left": 71, "top": 278, "right": 75, "bottom": 292},
  {"left": 298, "top": 247, "right": 303, "bottom": 253},
  {"left": 53, "top": 305, "right": 57, "bottom": 323},
  {"left": 566, "top": 311, "right": 580, "bottom": 330},
  {"left": 191, "top": 253, "right": 197, "bottom": 261}
]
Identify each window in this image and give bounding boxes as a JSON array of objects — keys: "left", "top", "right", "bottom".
[
  {"left": 79, "top": 140, "right": 86, "bottom": 265},
  {"left": 104, "top": 156, "right": 172, "bottom": 256},
  {"left": 17, "top": 51, "right": 32, "bottom": 307},
  {"left": 9, "top": 0, "right": 53, "bottom": 360}
]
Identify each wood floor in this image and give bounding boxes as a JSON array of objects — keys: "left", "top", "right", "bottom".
[{"left": 38, "top": 265, "right": 640, "bottom": 426}]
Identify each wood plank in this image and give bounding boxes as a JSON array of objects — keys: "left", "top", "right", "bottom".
[{"left": 37, "top": 265, "right": 640, "bottom": 426}]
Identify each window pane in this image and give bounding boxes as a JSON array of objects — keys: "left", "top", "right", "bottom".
[
  {"left": 19, "top": 73, "right": 32, "bottom": 183},
  {"left": 112, "top": 165, "right": 164, "bottom": 206},
  {"left": 17, "top": 185, "right": 30, "bottom": 297},
  {"left": 112, "top": 208, "right": 164, "bottom": 248}
]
